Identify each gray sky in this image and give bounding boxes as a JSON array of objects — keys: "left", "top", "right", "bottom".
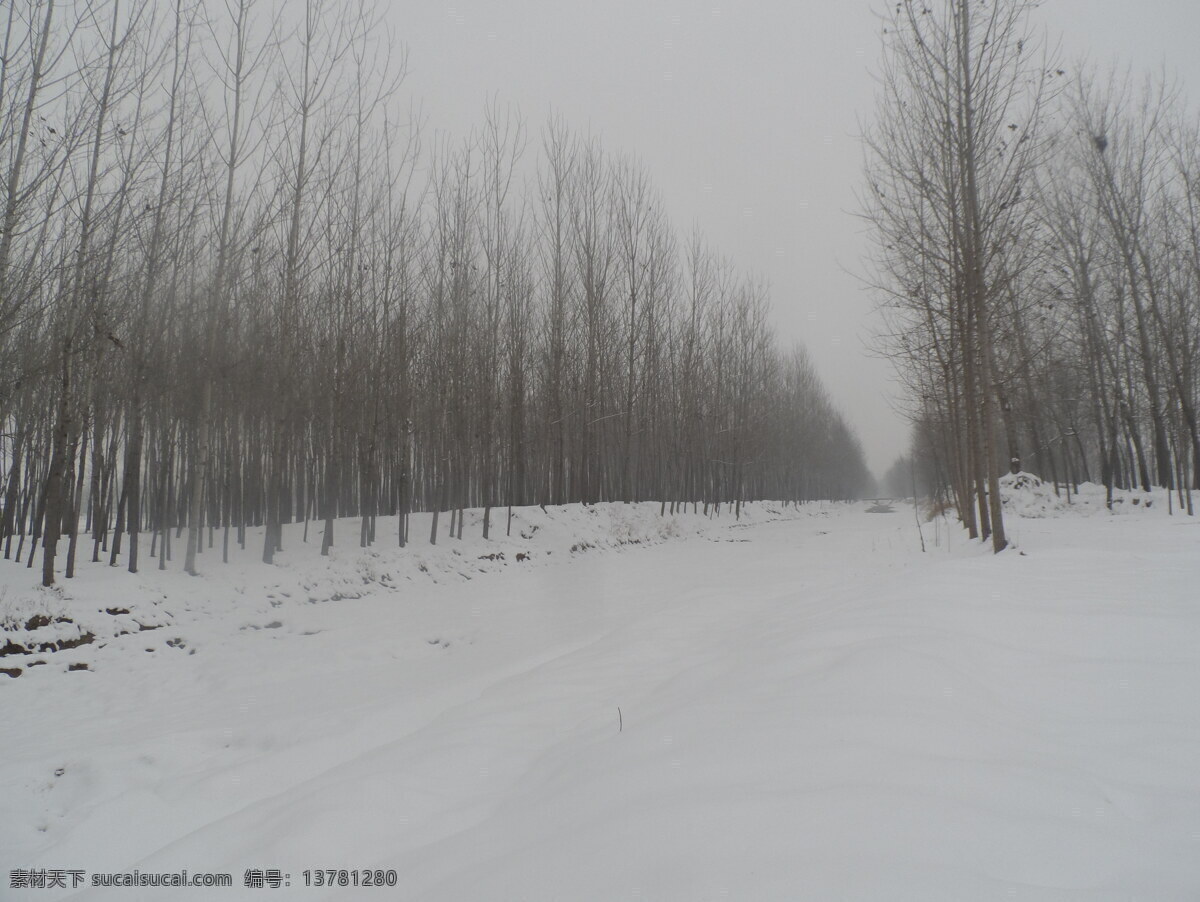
[{"left": 387, "top": 1, "right": 1200, "bottom": 477}]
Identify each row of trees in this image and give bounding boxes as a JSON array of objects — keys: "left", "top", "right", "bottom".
[
  {"left": 865, "top": 0, "right": 1200, "bottom": 549},
  {"left": 0, "top": 0, "right": 869, "bottom": 585}
]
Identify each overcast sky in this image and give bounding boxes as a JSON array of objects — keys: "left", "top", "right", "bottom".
[{"left": 386, "top": 1, "right": 1200, "bottom": 477}]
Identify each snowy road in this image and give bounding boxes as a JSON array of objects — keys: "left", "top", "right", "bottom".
[{"left": 3, "top": 500, "right": 1200, "bottom": 900}]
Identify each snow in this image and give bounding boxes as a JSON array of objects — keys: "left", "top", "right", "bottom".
[
  {"left": 998, "top": 470, "right": 1170, "bottom": 519},
  {"left": 2, "top": 492, "right": 1199, "bottom": 900}
]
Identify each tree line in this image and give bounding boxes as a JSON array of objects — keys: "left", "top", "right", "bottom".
[
  {"left": 864, "top": 0, "right": 1200, "bottom": 550},
  {"left": 0, "top": 0, "right": 870, "bottom": 586}
]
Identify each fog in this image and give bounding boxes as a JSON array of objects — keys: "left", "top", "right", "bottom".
[{"left": 387, "top": 0, "right": 1200, "bottom": 478}]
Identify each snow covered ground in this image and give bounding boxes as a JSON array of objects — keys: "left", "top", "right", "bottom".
[{"left": 2, "top": 489, "right": 1199, "bottom": 900}]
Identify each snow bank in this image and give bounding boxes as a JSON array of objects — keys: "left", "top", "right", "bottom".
[
  {"left": 1000, "top": 470, "right": 1178, "bottom": 519},
  {"left": 998, "top": 471, "right": 1065, "bottom": 517},
  {"left": 0, "top": 501, "right": 807, "bottom": 681}
]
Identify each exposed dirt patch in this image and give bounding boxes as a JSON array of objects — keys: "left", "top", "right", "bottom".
[
  {"left": 24, "top": 614, "right": 70, "bottom": 630},
  {"left": 0, "top": 630, "right": 95, "bottom": 657}
]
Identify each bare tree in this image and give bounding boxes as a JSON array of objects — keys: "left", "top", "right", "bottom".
[{"left": 864, "top": 0, "right": 1055, "bottom": 551}]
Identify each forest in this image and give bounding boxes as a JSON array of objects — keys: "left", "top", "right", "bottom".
[
  {"left": 864, "top": 0, "right": 1200, "bottom": 548},
  {"left": 5, "top": 4, "right": 1198, "bottom": 895},
  {"left": 0, "top": 0, "right": 870, "bottom": 587}
]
